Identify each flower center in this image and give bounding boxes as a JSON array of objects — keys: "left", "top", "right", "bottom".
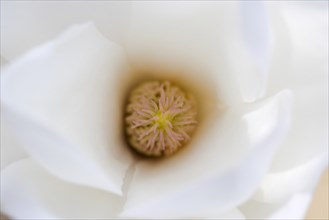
[{"left": 125, "top": 80, "right": 198, "bottom": 157}]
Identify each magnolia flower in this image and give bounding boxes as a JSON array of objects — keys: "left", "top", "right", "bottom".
[{"left": 1, "top": 1, "right": 328, "bottom": 219}]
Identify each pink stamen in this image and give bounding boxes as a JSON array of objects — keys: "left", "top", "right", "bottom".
[{"left": 125, "top": 80, "right": 198, "bottom": 157}]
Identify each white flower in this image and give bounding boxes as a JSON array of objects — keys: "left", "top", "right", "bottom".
[{"left": 1, "top": 1, "right": 327, "bottom": 219}]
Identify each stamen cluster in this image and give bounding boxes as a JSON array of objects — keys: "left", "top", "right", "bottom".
[{"left": 125, "top": 81, "right": 197, "bottom": 157}]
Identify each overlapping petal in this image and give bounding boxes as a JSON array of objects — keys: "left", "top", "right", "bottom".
[
  {"left": 253, "top": 155, "right": 327, "bottom": 203},
  {"left": 0, "top": 119, "right": 27, "bottom": 169},
  {"left": 250, "top": 0, "right": 328, "bottom": 206},
  {"left": 1, "top": 159, "right": 121, "bottom": 219},
  {"left": 234, "top": 1, "right": 273, "bottom": 102},
  {"left": 240, "top": 2, "right": 328, "bottom": 218},
  {"left": 1, "top": 50, "right": 28, "bottom": 170},
  {"left": 1, "top": 23, "right": 133, "bottom": 195},
  {"left": 0, "top": 1, "right": 131, "bottom": 60},
  {"left": 267, "top": 1, "right": 328, "bottom": 171},
  {"left": 240, "top": 193, "right": 313, "bottom": 220},
  {"left": 240, "top": 1, "right": 273, "bottom": 74}
]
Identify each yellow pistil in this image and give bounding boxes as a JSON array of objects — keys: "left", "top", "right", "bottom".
[{"left": 155, "top": 111, "right": 171, "bottom": 129}]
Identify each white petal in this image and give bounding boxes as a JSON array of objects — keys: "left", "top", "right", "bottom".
[
  {"left": 268, "top": 193, "right": 313, "bottom": 220},
  {"left": 1, "top": 158, "right": 121, "bottom": 219},
  {"left": 240, "top": 1, "right": 272, "bottom": 73},
  {"left": 217, "top": 209, "right": 245, "bottom": 220},
  {"left": 0, "top": 118, "right": 27, "bottom": 169},
  {"left": 192, "top": 208, "right": 245, "bottom": 220},
  {"left": 126, "top": 1, "right": 268, "bottom": 104},
  {"left": 0, "top": 56, "right": 8, "bottom": 66},
  {"left": 267, "top": 1, "right": 328, "bottom": 171},
  {"left": 1, "top": 1, "right": 131, "bottom": 60},
  {"left": 1, "top": 23, "right": 133, "bottom": 194},
  {"left": 253, "top": 155, "right": 328, "bottom": 203},
  {"left": 235, "top": 1, "right": 273, "bottom": 102},
  {"left": 256, "top": 1, "right": 329, "bottom": 207},
  {"left": 1, "top": 56, "right": 27, "bottom": 169},
  {"left": 239, "top": 193, "right": 313, "bottom": 220},
  {"left": 120, "top": 90, "right": 293, "bottom": 218},
  {"left": 270, "top": 84, "right": 328, "bottom": 171}
]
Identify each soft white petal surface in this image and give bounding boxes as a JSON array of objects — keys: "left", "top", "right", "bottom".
[
  {"left": 120, "top": 90, "right": 293, "bottom": 218},
  {"left": 1, "top": 158, "right": 121, "bottom": 220},
  {"left": 192, "top": 208, "right": 245, "bottom": 220},
  {"left": 0, "top": 119, "right": 27, "bottom": 169},
  {"left": 1, "top": 23, "right": 133, "bottom": 194},
  {"left": 0, "top": 1, "right": 131, "bottom": 60},
  {"left": 267, "top": 1, "right": 328, "bottom": 171},
  {"left": 240, "top": 1, "right": 272, "bottom": 74},
  {"left": 268, "top": 193, "right": 313, "bottom": 220},
  {"left": 0, "top": 56, "right": 8, "bottom": 66},
  {"left": 237, "top": 1, "right": 273, "bottom": 101},
  {"left": 240, "top": 193, "right": 313, "bottom": 220},
  {"left": 125, "top": 1, "right": 269, "bottom": 105},
  {"left": 253, "top": 155, "right": 328, "bottom": 203},
  {"left": 1, "top": 56, "right": 27, "bottom": 169},
  {"left": 245, "top": 1, "right": 328, "bottom": 214}
]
